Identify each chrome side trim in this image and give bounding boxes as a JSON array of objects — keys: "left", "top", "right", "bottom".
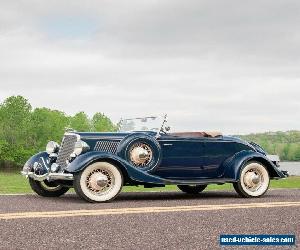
[
  {"left": 21, "top": 171, "right": 74, "bottom": 181},
  {"left": 81, "top": 137, "right": 124, "bottom": 140}
]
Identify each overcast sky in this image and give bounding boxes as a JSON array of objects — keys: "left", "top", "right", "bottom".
[{"left": 0, "top": 0, "right": 299, "bottom": 134}]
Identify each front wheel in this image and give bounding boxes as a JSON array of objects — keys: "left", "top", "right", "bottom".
[
  {"left": 29, "top": 178, "right": 69, "bottom": 197},
  {"left": 74, "top": 162, "right": 123, "bottom": 203},
  {"left": 177, "top": 185, "right": 207, "bottom": 194},
  {"left": 233, "top": 161, "right": 270, "bottom": 198}
]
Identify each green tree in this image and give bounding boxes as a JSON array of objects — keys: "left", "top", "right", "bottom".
[
  {"left": 0, "top": 95, "right": 120, "bottom": 169},
  {"left": 0, "top": 139, "right": 8, "bottom": 161},
  {"left": 0, "top": 96, "right": 33, "bottom": 165},
  {"left": 282, "top": 144, "right": 291, "bottom": 161},
  {"left": 294, "top": 146, "right": 300, "bottom": 161},
  {"left": 30, "top": 108, "right": 69, "bottom": 150},
  {"left": 240, "top": 131, "right": 300, "bottom": 161},
  {"left": 70, "top": 112, "right": 91, "bottom": 131},
  {"left": 92, "top": 113, "right": 116, "bottom": 132}
]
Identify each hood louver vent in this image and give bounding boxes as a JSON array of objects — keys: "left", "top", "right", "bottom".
[{"left": 94, "top": 140, "right": 120, "bottom": 154}]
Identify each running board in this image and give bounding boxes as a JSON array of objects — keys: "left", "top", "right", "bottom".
[{"left": 163, "top": 178, "right": 235, "bottom": 185}]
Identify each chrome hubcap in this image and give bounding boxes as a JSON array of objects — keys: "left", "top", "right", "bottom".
[
  {"left": 129, "top": 143, "right": 153, "bottom": 167},
  {"left": 86, "top": 169, "right": 114, "bottom": 194},
  {"left": 243, "top": 169, "right": 263, "bottom": 191}
]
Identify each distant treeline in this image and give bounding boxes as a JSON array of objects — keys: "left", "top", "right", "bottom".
[
  {"left": 0, "top": 96, "right": 116, "bottom": 170},
  {"left": 239, "top": 131, "right": 300, "bottom": 161},
  {"left": 0, "top": 95, "right": 299, "bottom": 171}
]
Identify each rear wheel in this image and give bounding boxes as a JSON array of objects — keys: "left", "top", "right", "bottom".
[
  {"left": 177, "top": 185, "right": 207, "bottom": 194},
  {"left": 233, "top": 161, "right": 270, "bottom": 198},
  {"left": 29, "top": 178, "right": 69, "bottom": 197},
  {"left": 74, "top": 162, "right": 123, "bottom": 203}
]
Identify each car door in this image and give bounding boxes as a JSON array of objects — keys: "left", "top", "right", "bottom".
[
  {"left": 203, "top": 137, "right": 240, "bottom": 178},
  {"left": 153, "top": 135, "right": 208, "bottom": 179}
]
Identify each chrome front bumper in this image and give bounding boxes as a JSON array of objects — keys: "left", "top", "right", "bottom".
[{"left": 21, "top": 171, "right": 74, "bottom": 181}]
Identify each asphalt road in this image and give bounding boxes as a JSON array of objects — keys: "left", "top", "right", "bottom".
[{"left": 0, "top": 189, "right": 299, "bottom": 250}]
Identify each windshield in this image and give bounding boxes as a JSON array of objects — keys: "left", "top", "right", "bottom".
[{"left": 118, "top": 116, "right": 166, "bottom": 132}]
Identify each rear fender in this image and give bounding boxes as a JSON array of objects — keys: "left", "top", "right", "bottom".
[
  {"left": 223, "top": 150, "right": 285, "bottom": 180},
  {"left": 65, "top": 151, "right": 165, "bottom": 184}
]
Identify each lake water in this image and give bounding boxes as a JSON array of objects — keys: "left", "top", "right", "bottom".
[{"left": 280, "top": 162, "right": 300, "bottom": 176}]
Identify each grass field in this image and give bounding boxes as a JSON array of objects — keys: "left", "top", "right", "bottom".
[{"left": 0, "top": 172, "right": 299, "bottom": 194}]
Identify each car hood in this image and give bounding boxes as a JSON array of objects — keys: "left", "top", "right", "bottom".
[
  {"left": 76, "top": 131, "right": 157, "bottom": 140},
  {"left": 75, "top": 132, "right": 264, "bottom": 155}
]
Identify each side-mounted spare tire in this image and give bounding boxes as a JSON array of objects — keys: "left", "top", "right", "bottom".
[{"left": 117, "top": 134, "right": 162, "bottom": 171}]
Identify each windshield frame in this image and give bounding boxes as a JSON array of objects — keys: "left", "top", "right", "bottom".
[{"left": 118, "top": 115, "right": 168, "bottom": 136}]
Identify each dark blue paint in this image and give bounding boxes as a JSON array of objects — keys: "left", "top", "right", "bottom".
[
  {"left": 24, "top": 151, "right": 50, "bottom": 175},
  {"left": 65, "top": 131, "right": 285, "bottom": 185},
  {"left": 223, "top": 150, "right": 285, "bottom": 180},
  {"left": 153, "top": 134, "right": 255, "bottom": 179},
  {"left": 26, "top": 131, "right": 286, "bottom": 185},
  {"left": 66, "top": 151, "right": 166, "bottom": 184},
  {"left": 156, "top": 139, "right": 206, "bottom": 179},
  {"left": 117, "top": 133, "right": 162, "bottom": 171}
]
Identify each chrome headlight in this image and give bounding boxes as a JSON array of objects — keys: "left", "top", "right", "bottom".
[
  {"left": 73, "top": 140, "right": 90, "bottom": 156},
  {"left": 22, "top": 160, "right": 31, "bottom": 173},
  {"left": 46, "top": 141, "right": 60, "bottom": 154}
]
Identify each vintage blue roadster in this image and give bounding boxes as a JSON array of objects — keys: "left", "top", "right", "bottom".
[{"left": 21, "top": 115, "right": 288, "bottom": 202}]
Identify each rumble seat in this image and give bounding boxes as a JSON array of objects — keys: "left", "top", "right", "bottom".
[{"left": 169, "top": 132, "right": 222, "bottom": 138}]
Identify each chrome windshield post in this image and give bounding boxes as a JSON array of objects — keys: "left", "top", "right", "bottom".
[{"left": 156, "top": 114, "right": 168, "bottom": 138}]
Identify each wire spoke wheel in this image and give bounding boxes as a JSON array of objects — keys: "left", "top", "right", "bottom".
[
  {"left": 74, "top": 162, "right": 123, "bottom": 203},
  {"left": 86, "top": 168, "right": 114, "bottom": 195}
]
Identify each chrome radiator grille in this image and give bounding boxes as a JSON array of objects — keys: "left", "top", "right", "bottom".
[
  {"left": 94, "top": 140, "right": 119, "bottom": 154},
  {"left": 57, "top": 134, "right": 78, "bottom": 168}
]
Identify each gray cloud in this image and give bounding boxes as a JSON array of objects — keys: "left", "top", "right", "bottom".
[{"left": 0, "top": 0, "right": 299, "bottom": 134}]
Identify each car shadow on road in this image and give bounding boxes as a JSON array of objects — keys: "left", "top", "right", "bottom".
[
  {"left": 40, "top": 190, "right": 252, "bottom": 204},
  {"left": 116, "top": 191, "right": 239, "bottom": 201},
  {"left": 7, "top": 190, "right": 287, "bottom": 208}
]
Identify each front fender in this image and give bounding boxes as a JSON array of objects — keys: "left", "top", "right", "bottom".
[
  {"left": 23, "top": 151, "right": 50, "bottom": 175},
  {"left": 65, "top": 151, "right": 166, "bottom": 184},
  {"left": 223, "top": 150, "right": 286, "bottom": 180}
]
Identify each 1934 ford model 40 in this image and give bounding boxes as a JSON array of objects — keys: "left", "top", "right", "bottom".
[{"left": 21, "top": 116, "right": 288, "bottom": 202}]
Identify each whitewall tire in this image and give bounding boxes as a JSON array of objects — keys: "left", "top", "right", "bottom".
[
  {"left": 233, "top": 161, "right": 270, "bottom": 198},
  {"left": 74, "top": 162, "right": 123, "bottom": 203}
]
